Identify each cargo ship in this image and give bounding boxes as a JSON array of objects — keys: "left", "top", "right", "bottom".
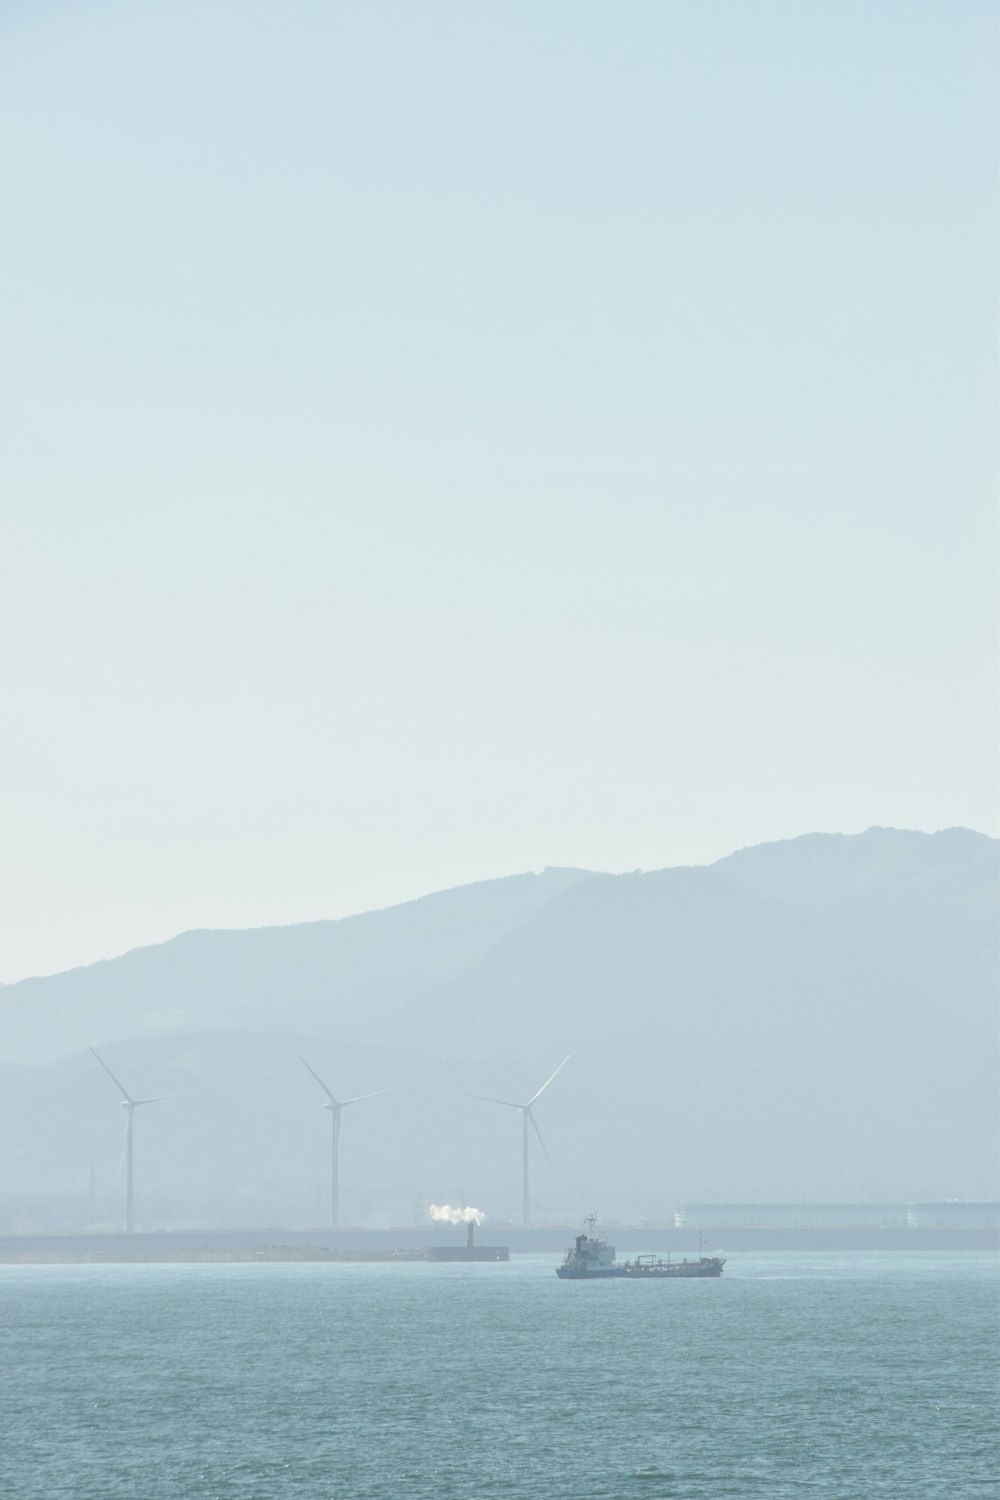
[{"left": 556, "top": 1217, "right": 725, "bottom": 1279}]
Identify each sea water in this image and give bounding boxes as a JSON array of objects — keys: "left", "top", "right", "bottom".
[{"left": 1, "top": 1252, "right": 996, "bottom": 1499}]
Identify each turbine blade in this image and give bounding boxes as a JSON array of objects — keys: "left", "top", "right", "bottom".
[
  {"left": 118, "top": 1117, "right": 130, "bottom": 1175},
  {"left": 527, "top": 1054, "right": 571, "bottom": 1107},
  {"left": 89, "top": 1047, "right": 133, "bottom": 1103},
  {"left": 340, "top": 1089, "right": 392, "bottom": 1107},
  {"left": 133, "top": 1092, "right": 192, "bottom": 1106},
  {"left": 466, "top": 1094, "right": 524, "bottom": 1111},
  {"left": 297, "top": 1054, "right": 339, "bottom": 1106},
  {"left": 528, "top": 1108, "right": 551, "bottom": 1163}
]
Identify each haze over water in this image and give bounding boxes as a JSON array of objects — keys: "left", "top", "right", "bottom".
[{"left": 2, "top": 1252, "right": 996, "bottom": 1499}]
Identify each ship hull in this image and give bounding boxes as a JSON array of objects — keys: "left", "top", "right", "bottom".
[
  {"left": 556, "top": 1259, "right": 725, "bottom": 1280},
  {"left": 555, "top": 1267, "right": 629, "bottom": 1279},
  {"left": 628, "top": 1261, "right": 724, "bottom": 1278}
]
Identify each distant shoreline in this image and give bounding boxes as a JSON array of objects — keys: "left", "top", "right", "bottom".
[
  {"left": 0, "top": 1247, "right": 431, "bottom": 1265},
  {"left": 0, "top": 1226, "right": 996, "bottom": 1262}
]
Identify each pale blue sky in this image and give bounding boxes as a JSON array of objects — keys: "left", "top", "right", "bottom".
[{"left": 1, "top": 1, "right": 996, "bottom": 980}]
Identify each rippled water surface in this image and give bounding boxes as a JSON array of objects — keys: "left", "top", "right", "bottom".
[{"left": 1, "top": 1252, "right": 997, "bottom": 1499}]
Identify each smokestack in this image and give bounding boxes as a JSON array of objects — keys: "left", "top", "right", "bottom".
[{"left": 423, "top": 1203, "right": 509, "bottom": 1262}]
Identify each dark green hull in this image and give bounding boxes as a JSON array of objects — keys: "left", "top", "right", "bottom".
[{"left": 557, "top": 1255, "right": 725, "bottom": 1279}]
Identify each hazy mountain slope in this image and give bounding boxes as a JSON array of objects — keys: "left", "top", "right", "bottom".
[
  {"left": 0, "top": 1032, "right": 470, "bottom": 1230},
  {"left": 0, "top": 830, "right": 995, "bottom": 1219},
  {"left": 3, "top": 857, "right": 993, "bottom": 1227},
  {"left": 715, "top": 827, "right": 999, "bottom": 1036},
  {"left": 382, "top": 860, "right": 998, "bottom": 1200},
  {"left": 0, "top": 867, "right": 593, "bottom": 1065}
]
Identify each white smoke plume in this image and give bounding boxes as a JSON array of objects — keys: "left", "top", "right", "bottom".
[{"left": 429, "top": 1203, "right": 485, "bottom": 1226}]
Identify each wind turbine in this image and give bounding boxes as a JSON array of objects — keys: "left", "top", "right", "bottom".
[
  {"left": 89, "top": 1048, "right": 188, "bottom": 1233},
  {"left": 297, "top": 1055, "right": 391, "bottom": 1229},
  {"left": 468, "top": 1055, "right": 570, "bottom": 1226}
]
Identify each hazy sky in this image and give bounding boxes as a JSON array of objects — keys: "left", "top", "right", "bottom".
[{"left": 1, "top": 1, "right": 996, "bottom": 981}]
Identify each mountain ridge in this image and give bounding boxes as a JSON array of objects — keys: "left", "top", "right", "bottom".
[{"left": 0, "top": 828, "right": 994, "bottom": 1218}]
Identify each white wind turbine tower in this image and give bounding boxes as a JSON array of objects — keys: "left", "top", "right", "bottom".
[
  {"left": 468, "top": 1055, "right": 570, "bottom": 1226},
  {"left": 298, "top": 1055, "right": 391, "bottom": 1229},
  {"left": 89, "top": 1047, "right": 188, "bottom": 1233}
]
